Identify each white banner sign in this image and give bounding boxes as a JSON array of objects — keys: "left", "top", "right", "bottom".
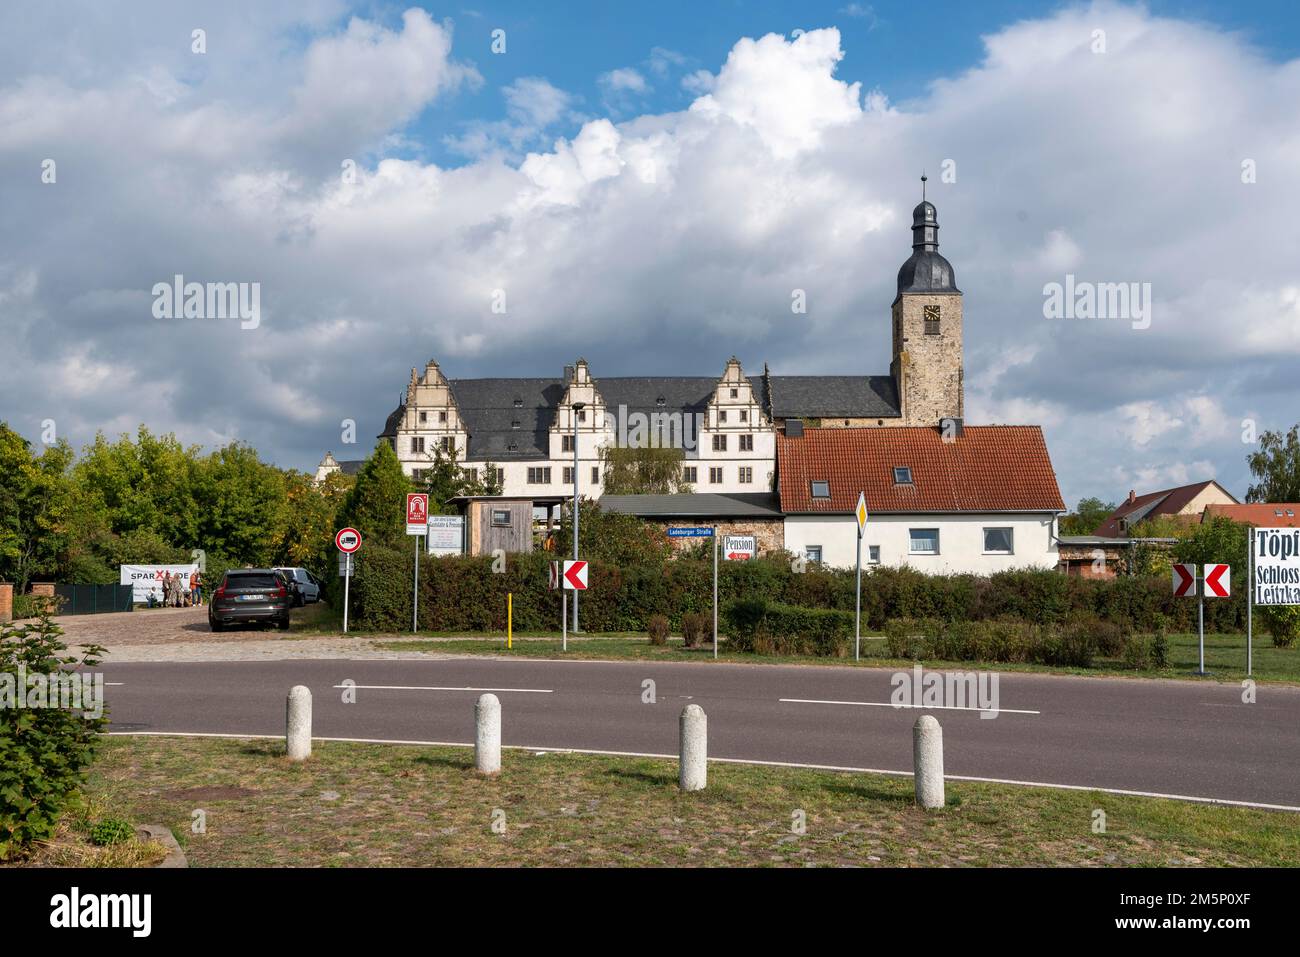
[
  {"left": 120, "top": 564, "right": 199, "bottom": 603},
  {"left": 426, "top": 515, "right": 466, "bottom": 556},
  {"left": 1254, "top": 527, "right": 1300, "bottom": 606}
]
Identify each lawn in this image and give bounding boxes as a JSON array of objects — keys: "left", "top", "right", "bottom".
[{"left": 83, "top": 735, "right": 1299, "bottom": 867}]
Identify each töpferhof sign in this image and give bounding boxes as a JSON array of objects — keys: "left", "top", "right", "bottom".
[{"left": 1253, "top": 527, "right": 1300, "bottom": 606}]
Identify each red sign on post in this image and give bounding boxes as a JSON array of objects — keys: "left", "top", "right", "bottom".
[
  {"left": 1172, "top": 563, "right": 1196, "bottom": 597},
  {"left": 336, "top": 527, "right": 362, "bottom": 553},
  {"left": 406, "top": 494, "right": 429, "bottom": 535},
  {"left": 563, "top": 560, "right": 588, "bottom": 590},
  {"left": 1204, "top": 563, "right": 1231, "bottom": 598}
]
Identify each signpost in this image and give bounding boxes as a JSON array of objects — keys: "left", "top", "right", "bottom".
[
  {"left": 854, "top": 492, "right": 868, "bottom": 662},
  {"left": 335, "top": 527, "right": 362, "bottom": 634},
  {"left": 407, "top": 494, "right": 428, "bottom": 633},
  {"left": 668, "top": 527, "right": 719, "bottom": 657},
  {"left": 723, "top": 535, "right": 756, "bottom": 561},
  {"left": 561, "top": 560, "right": 588, "bottom": 652},
  {"left": 1173, "top": 562, "right": 1229, "bottom": 676},
  {"left": 426, "top": 514, "right": 465, "bottom": 556}
]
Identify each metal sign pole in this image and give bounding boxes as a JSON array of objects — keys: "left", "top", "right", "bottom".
[
  {"left": 562, "top": 581, "right": 567, "bottom": 652},
  {"left": 343, "top": 553, "right": 351, "bottom": 634},
  {"left": 855, "top": 529, "right": 862, "bottom": 662},
  {"left": 1198, "top": 567, "right": 1205, "bottom": 675},
  {"left": 1247, "top": 532, "right": 1254, "bottom": 678},
  {"left": 412, "top": 535, "right": 420, "bottom": 633},
  {"left": 712, "top": 525, "right": 718, "bottom": 660}
]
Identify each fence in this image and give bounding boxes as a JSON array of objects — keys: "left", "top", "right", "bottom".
[{"left": 52, "top": 584, "right": 135, "bottom": 615}]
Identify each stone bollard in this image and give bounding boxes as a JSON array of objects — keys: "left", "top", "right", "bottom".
[
  {"left": 679, "top": 704, "right": 707, "bottom": 791},
  {"left": 286, "top": 685, "right": 312, "bottom": 761},
  {"left": 913, "top": 714, "right": 944, "bottom": 809},
  {"left": 475, "top": 693, "right": 501, "bottom": 775}
]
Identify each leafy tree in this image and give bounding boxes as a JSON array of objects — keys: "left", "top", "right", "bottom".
[
  {"left": 1173, "top": 515, "right": 1249, "bottom": 567},
  {"left": 336, "top": 441, "right": 411, "bottom": 551},
  {"left": 415, "top": 445, "right": 497, "bottom": 512},
  {"left": 277, "top": 470, "right": 352, "bottom": 571},
  {"left": 554, "top": 499, "right": 674, "bottom": 567},
  {"left": 600, "top": 445, "right": 691, "bottom": 494},
  {"left": 0, "top": 425, "right": 74, "bottom": 591},
  {"left": 1059, "top": 496, "right": 1117, "bottom": 536},
  {"left": 190, "top": 443, "right": 290, "bottom": 565},
  {"left": 1246, "top": 424, "right": 1300, "bottom": 502}
]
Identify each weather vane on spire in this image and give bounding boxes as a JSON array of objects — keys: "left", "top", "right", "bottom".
[{"left": 921, "top": 172, "right": 927, "bottom": 201}]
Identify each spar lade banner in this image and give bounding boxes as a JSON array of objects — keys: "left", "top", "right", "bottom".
[{"left": 120, "top": 564, "right": 200, "bottom": 603}]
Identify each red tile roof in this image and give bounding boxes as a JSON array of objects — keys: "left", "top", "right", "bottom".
[
  {"left": 1094, "top": 480, "right": 1236, "bottom": 536},
  {"left": 777, "top": 426, "right": 1065, "bottom": 514},
  {"left": 1203, "top": 503, "right": 1300, "bottom": 527}
]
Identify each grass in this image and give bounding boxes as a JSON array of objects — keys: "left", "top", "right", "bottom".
[
  {"left": 9, "top": 789, "right": 170, "bottom": 868},
  {"left": 364, "top": 632, "right": 1299, "bottom": 683},
  {"left": 81, "top": 735, "right": 1299, "bottom": 867}
]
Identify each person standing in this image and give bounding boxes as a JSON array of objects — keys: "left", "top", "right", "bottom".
[
  {"left": 190, "top": 570, "right": 202, "bottom": 607},
  {"left": 160, "top": 572, "right": 172, "bottom": 607}
]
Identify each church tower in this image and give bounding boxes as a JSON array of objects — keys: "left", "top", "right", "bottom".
[{"left": 889, "top": 176, "right": 964, "bottom": 427}]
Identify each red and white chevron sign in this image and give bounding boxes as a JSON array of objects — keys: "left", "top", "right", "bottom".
[
  {"left": 1172, "top": 563, "right": 1197, "bottom": 597},
  {"left": 562, "top": 560, "right": 588, "bottom": 590},
  {"left": 1204, "top": 563, "right": 1231, "bottom": 598}
]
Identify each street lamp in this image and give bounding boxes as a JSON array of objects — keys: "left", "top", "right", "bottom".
[{"left": 571, "top": 401, "right": 585, "bottom": 632}]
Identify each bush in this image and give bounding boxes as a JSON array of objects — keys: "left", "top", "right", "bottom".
[
  {"left": 647, "top": 614, "right": 669, "bottom": 646},
  {"left": 1261, "top": 605, "right": 1300, "bottom": 648},
  {"left": 0, "top": 608, "right": 108, "bottom": 860},
  {"left": 1151, "top": 632, "right": 1170, "bottom": 668},
  {"left": 681, "top": 612, "right": 709, "bottom": 650},
  {"left": 89, "top": 818, "right": 134, "bottom": 846},
  {"left": 1062, "top": 613, "right": 1127, "bottom": 657},
  {"left": 723, "top": 600, "right": 853, "bottom": 656}
]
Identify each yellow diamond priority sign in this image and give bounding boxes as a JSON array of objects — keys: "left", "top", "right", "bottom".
[{"left": 855, "top": 492, "right": 868, "bottom": 536}]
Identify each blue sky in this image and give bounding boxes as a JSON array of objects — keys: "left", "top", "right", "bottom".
[{"left": 1, "top": 0, "right": 1298, "bottom": 510}]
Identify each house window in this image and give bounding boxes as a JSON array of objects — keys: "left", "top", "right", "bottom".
[
  {"left": 739, "top": 467, "right": 753, "bottom": 484},
  {"left": 491, "top": 508, "right": 511, "bottom": 527},
  {"left": 438, "top": 410, "right": 448, "bottom": 423},
  {"left": 419, "top": 411, "right": 427, "bottom": 424},
  {"left": 924, "top": 304, "right": 941, "bottom": 335},
  {"left": 730, "top": 388, "right": 738, "bottom": 398},
  {"left": 563, "top": 467, "right": 574, "bottom": 484},
  {"left": 527, "top": 467, "right": 552, "bottom": 484},
  {"left": 562, "top": 435, "right": 575, "bottom": 453},
  {"left": 513, "top": 398, "right": 523, "bottom": 408},
  {"left": 439, "top": 436, "right": 453, "bottom": 453},
  {"left": 591, "top": 466, "right": 600, "bottom": 485},
  {"left": 577, "top": 409, "right": 587, "bottom": 422},
  {"left": 868, "top": 545, "right": 881, "bottom": 564},
  {"left": 739, "top": 434, "right": 754, "bottom": 452},
  {"left": 909, "top": 529, "right": 940, "bottom": 554},
  {"left": 983, "top": 527, "right": 1014, "bottom": 554},
  {"left": 810, "top": 481, "right": 830, "bottom": 499},
  {"left": 740, "top": 409, "right": 748, "bottom": 422},
  {"left": 712, "top": 434, "right": 727, "bottom": 452},
  {"left": 511, "top": 420, "right": 520, "bottom": 430},
  {"left": 412, "top": 468, "right": 426, "bottom": 482},
  {"left": 491, "top": 468, "right": 504, "bottom": 486},
  {"left": 411, "top": 437, "right": 425, "bottom": 454},
  {"left": 709, "top": 467, "right": 723, "bottom": 484},
  {"left": 805, "top": 546, "right": 822, "bottom": 563},
  {"left": 683, "top": 466, "right": 698, "bottom": 484},
  {"left": 719, "top": 410, "right": 728, "bottom": 423},
  {"left": 893, "top": 466, "right": 913, "bottom": 485},
  {"left": 465, "top": 468, "right": 478, "bottom": 483}
]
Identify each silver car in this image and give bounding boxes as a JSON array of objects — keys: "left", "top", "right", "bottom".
[{"left": 273, "top": 567, "right": 323, "bottom": 607}]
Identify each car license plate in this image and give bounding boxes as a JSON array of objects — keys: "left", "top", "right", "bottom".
[{"left": 239, "top": 594, "right": 265, "bottom": 601}]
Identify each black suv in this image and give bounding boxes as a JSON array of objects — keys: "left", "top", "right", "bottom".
[{"left": 208, "top": 568, "right": 292, "bottom": 631}]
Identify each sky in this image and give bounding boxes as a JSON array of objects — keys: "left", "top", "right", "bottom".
[{"left": 1, "top": 0, "right": 1298, "bottom": 509}]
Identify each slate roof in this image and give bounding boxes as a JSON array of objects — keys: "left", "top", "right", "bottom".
[
  {"left": 763, "top": 375, "right": 900, "bottom": 419},
  {"left": 600, "top": 493, "right": 783, "bottom": 519},
  {"left": 1093, "top": 481, "right": 1237, "bottom": 536},
  {"left": 777, "top": 425, "right": 1065, "bottom": 514}
]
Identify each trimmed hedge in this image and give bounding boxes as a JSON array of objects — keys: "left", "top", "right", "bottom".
[
  {"left": 348, "top": 548, "right": 1250, "bottom": 636},
  {"left": 724, "top": 599, "right": 854, "bottom": 657},
  {"left": 882, "top": 615, "right": 1168, "bottom": 669}
]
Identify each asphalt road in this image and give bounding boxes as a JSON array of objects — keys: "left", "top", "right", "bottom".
[{"left": 98, "top": 657, "right": 1300, "bottom": 809}]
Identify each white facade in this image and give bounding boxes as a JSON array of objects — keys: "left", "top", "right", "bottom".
[{"left": 784, "top": 512, "right": 1060, "bottom": 574}]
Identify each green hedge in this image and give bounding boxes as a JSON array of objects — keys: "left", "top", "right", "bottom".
[
  {"left": 882, "top": 615, "right": 1169, "bottom": 669},
  {"left": 723, "top": 599, "right": 854, "bottom": 656},
  {"left": 346, "top": 549, "right": 1250, "bottom": 636}
]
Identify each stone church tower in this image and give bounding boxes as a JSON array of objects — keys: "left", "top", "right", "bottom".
[{"left": 890, "top": 177, "right": 964, "bottom": 427}]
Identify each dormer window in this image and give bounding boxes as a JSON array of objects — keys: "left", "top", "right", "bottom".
[
  {"left": 513, "top": 398, "right": 523, "bottom": 408},
  {"left": 893, "top": 467, "right": 913, "bottom": 485},
  {"left": 810, "top": 481, "right": 830, "bottom": 499},
  {"left": 507, "top": 442, "right": 518, "bottom": 452},
  {"left": 656, "top": 396, "right": 666, "bottom": 407},
  {"left": 511, "top": 420, "right": 520, "bottom": 430}
]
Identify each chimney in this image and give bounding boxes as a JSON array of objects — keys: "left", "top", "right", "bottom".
[
  {"left": 1128, "top": 489, "right": 1135, "bottom": 504},
  {"left": 564, "top": 364, "right": 574, "bottom": 382}
]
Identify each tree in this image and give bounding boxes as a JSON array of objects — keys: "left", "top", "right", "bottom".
[
  {"left": 600, "top": 445, "right": 691, "bottom": 494},
  {"left": 415, "top": 444, "right": 496, "bottom": 513},
  {"left": 1173, "top": 515, "right": 1248, "bottom": 567},
  {"left": 0, "top": 424, "right": 74, "bottom": 591},
  {"left": 554, "top": 499, "right": 674, "bottom": 567},
  {"left": 1246, "top": 424, "right": 1300, "bottom": 502},
  {"left": 335, "top": 441, "right": 411, "bottom": 551},
  {"left": 1059, "top": 496, "right": 1116, "bottom": 535}
]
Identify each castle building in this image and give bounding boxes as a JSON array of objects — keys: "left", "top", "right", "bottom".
[{"left": 319, "top": 188, "right": 970, "bottom": 499}]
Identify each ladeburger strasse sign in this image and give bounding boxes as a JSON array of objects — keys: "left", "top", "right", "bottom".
[{"left": 1253, "top": 527, "right": 1300, "bottom": 606}]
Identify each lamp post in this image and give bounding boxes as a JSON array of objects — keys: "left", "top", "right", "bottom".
[{"left": 571, "top": 401, "right": 585, "bottom": 632}]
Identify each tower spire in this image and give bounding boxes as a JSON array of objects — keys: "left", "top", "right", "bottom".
[{"left": 921, "top": 172, "right": 927, "bottom": 202}]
